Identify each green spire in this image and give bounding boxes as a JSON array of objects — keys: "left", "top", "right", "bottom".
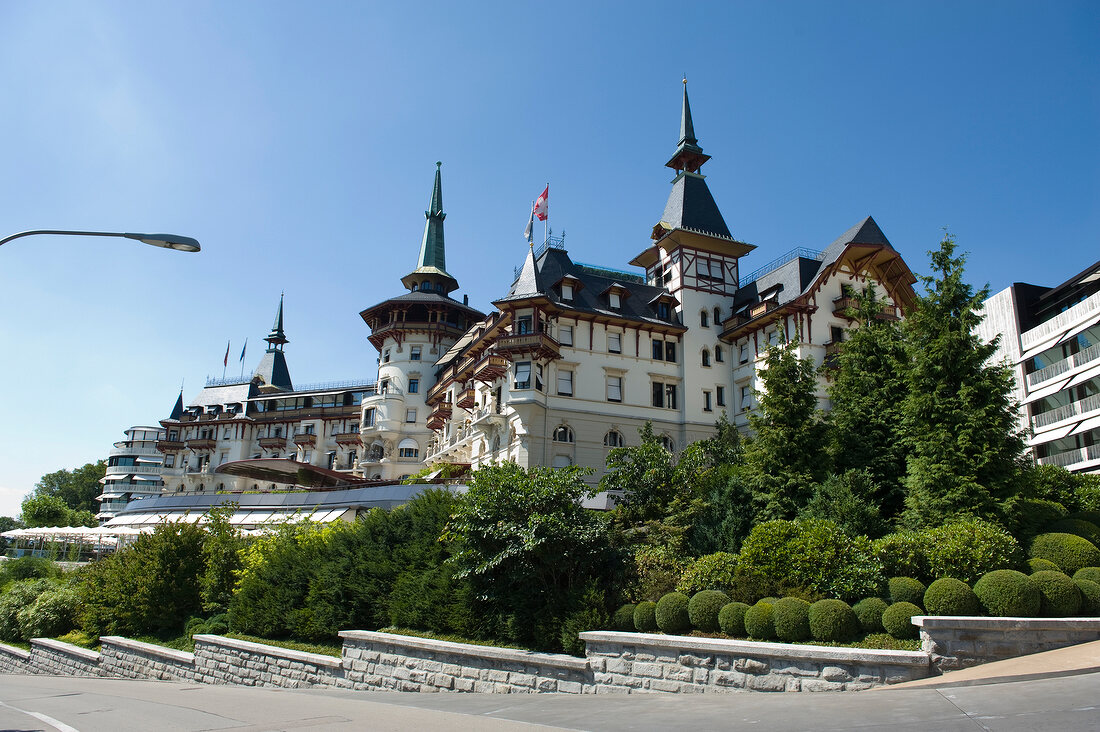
[
  {"left": 665, "top": 79, "right": 711, "bottom": 173},
  {"left": 265, "top": 293, "right": 288, "bottom": 350},
  {"left": 401, "top": 162, "right": 460, "bottom": 295}
]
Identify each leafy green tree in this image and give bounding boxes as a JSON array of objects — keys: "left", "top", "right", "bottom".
[
  {"left": 0, "top": 516, "right": 24, "bottom": 550},
  {"left": 444, "top": 463, "right": 617, "bottom": 651},
  {"left": 826, "top": 284, "right": 910, "bottom": 522},
  {"left": 200, "top": 503, "right": 245, "bottom": 614},
  {"left": 32, "top": 461, "right": 106, "bottom": 514},
  {"left": 900, "top": 235, "right": 1026, "bottom": 528},
  {"left": 687, "top": 416, "right": 754, "bottom": 554},
  {"left": 800, "top": 470, "right": 886, "bottom": 538},
  {"left": 741, "top": 336, "right": 830, "bottom": 522}
]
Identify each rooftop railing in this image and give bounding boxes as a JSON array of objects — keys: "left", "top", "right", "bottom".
[{"left": 739, "top": 247, "right": 825, "bottom": 288}]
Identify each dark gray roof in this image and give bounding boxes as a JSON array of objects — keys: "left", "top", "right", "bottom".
[
  {"left": 253, "top": 349, "right": 293, "bottom": 390},
  {"left": 361, "top": 290, "right": 484, "bottom": 317},
  {"left": 658, "top": 173, "right": 733, "bottom": 240},
  {"left": 496, "top": 247, "right": 684, "bottom": 328},
  {"left": 168, "top": 391, "right": 184, "bottom": 420},
  {"left": 186, "top": 383, "right": 254, "bottom": 409}
]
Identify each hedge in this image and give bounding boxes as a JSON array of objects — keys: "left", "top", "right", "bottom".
[
  {"left": 655, "top": 592, "right": 691, "bottom": 634},
  {"left": 633, "top": 601, "right": 657, "bottom": 632},
  {"left": 1030, "top": 571, "right": 1082, "bottom": 617},
  {"left": 718, "top": 602, "right": 750, "bottom": 637},
  {"left": 852, "top": 597, "right": 887, "bottom": 633},
  {"left": 677, "top": 553, "right": 738, "bottom": 596},
  {"left": 744, "top": 601, "right": 776, "bottom": 640},
  {"left": 888, "top": 577, "right": 926, "bottom": 607},
  {"left": 973, "top": 570, "right": 1041, "bottom": 617},
  {"left": 1030, "top": 533, "right": 1100, "bottom": 576},
  {"left": 923, "top": 577, "right": 979, "bottom": 616}
]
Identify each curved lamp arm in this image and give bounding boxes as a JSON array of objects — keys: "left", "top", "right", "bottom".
[{"left": 0, "top": 229, "right": 200, "bottom": 252}]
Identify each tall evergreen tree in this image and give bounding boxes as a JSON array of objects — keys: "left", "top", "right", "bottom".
[
  {"left": 900, "top": 234, "right": 1026, "bottom": 528},
  {"left": 825, "top": 284, "right": 909, "bottom": 523},
  {"left": 742, "top": 334, "right": 830, "bottom": 522}
]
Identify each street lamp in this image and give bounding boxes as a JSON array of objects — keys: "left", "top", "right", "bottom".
[{"left": 0, "top": 229, "right": 201, "bottom": 252}]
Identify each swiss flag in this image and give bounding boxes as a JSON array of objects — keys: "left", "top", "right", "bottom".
[{"left": 533, "top": 186, "right": 549, "bottom": 221}]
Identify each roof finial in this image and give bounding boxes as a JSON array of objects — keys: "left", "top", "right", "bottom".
[{"left": 665, "top": 80, "right": 709, "bottom": 173}]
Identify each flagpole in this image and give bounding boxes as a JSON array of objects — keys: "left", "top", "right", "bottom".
[{"left": 543, "top": 182, "right": 548, "bottom": 246}]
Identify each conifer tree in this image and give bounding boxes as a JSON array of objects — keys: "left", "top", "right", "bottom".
[
  {"left": 900, "top": 234, "right": 1026, "bottom": 528},
  {"left": 825, "top": 284, "right": 909, "bottom": 523},
  {"left": 742, "top": 333, "right": 830, "bottom": 521}
]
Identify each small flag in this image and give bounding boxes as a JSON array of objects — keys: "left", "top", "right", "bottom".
[
  {"left": 223, "top": 341, "right": 230, "bottom": 368},
  {"left": 533, "top": 185, "right": 548, "bottom": 221},
  {"left": 523, "top": 205, "right": 534, "bottom": 244},
  {"left": 239, "top": 338, "right": 248, "bottom": 363}
]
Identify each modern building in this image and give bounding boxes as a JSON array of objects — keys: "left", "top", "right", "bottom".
[
  {"left": 978, "top": 259, "right": 1100, "bottom": 473},
  {"left": 96, "top": 426, "right": 167, "bottom": 522}
]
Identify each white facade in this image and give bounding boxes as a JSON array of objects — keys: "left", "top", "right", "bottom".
[{"left": 97, "top": 426, "right": 166, "bottom": 522}]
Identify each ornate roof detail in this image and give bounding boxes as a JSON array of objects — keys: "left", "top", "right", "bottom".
[{"left": 401, "top": 162, "right": 460, "bottom": 295}]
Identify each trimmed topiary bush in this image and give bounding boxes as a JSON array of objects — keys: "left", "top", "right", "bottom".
[
  {"left": 882, "top": 602, "right": 921, "bottom": 639},
  {"left": 1067, "top": 511, "right": 1100, "bottom": 527},
  {"left": 1031, "top": 533, "right": 1100, "bottom": 576},
  {"left": 925, "top": 517, "right": 1025, "bottom": 585},
  {"left": 633, "top": 601, "right": 657, "bottom": 632},
  {"left": 744, "top": 600, "right": 776, "bottom": 640},
  {"left": 1003, "top": 497, "right": 1068, "bottom": 544},
  {"left": 1046, "top": 519, "right": 1100, "bottom": 548},
  {"left": 613, "top": 603, "right": 637, "bottom": 631},
  {"left": 873, "top": 531, "right": 930, "bottom": 582},
  {"left": 1030, "top": 571, "right": 1083, "bottom": 617},
  {"left": 1073, "top": 567, "right": 1100, "bottom": 586},
  {"left": 1028, "top": 558, "right": 1061, "bottom": 574},
  {"left": 718, "top": 602, "right": 750, "bottom": 636},
  {"left": 808, "top": 599, "right": 859, "bottom": 643},
  {"left": 1074, "top": 578, "right": 1100, "bottom": 615},
  {"left": 677, "top": 552, "right": 739, "bottom": 596},
  {"left": 888, "top": 577, "right": 926, "bottom": 608},
  {"left": 973, "top": 570, "right": 1041, "bottom": 617},
  {"left": 688, "top": 590, "right": 730, "bottom": 632},
  {"left": 923, "top": 578, "right": 980, "bottom": 616},
  {"left": 772, "top": 597, "right": 811, "bottom": 642},
  {"left": 655, "top": 592, "right": 691, "bottom": 635},
  {"left": 853, "top": 597, "right": 888, "bottom": 633}
]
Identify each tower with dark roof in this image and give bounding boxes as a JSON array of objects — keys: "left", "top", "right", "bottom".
[
  {"left": 253, "top": 294, "right": 293, "bottom": 391},
  {"left": 400, "top": 162, "right": 460, "bottom": 296}
]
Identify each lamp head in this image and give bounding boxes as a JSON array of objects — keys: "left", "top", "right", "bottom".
[{"left": 124, "top": 232, "right": 201, "bottom": 252}]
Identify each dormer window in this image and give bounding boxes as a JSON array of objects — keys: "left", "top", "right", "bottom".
[
  {"left": 561, "top": 283, "right": 573, "bottom": 301},
  {"left": 657, "top": 302, "right": 671, "bottom": 320},
  {"left": 609, "top": 292, "right": 621, "bottom": 309}
]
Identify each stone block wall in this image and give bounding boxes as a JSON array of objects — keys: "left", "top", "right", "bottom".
[
  {"left": 193, "top": 634, "right": 347, "bottom": 688},
  {"left": 339, "top": 630, "right": 590, "bottom": 693},
  {"left": 100, "top": 637, "right": 195, "bottom": 681},
  {"left": 579, "top": 632, "right": 931, "bottom": 693},
  {"left": 28, "top": 638, "right": 101, "bottom": 676},
  {"left": 0, "top": 641, "right": 31, "bottom": 673},
  {"left": 915, "top": 616, "right": 1100, "bottom": 672}
]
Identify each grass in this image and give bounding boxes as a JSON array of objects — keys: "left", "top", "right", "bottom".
[
  {"left": 224, "top": 633, "right": 342, "bottom": 658},
  {"left": 55, "top": 630, "right": 99, "bottom": 651},
  {"left": 379, "top": 626, "right": 537, "bottom": 652}
]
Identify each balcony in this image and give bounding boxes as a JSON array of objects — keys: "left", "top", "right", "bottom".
[
  {"left": 751, "top": 300, "right": 781, "bottom": 319},
  {"left": 186, "top": 438, "right": 217, "bottom": 450},
  {"left": 1033, "top": 392, "right": 1100, "bottom": 430},
  {"left": 258, "top": 436, "right": 287, "bottom": 449},
  {"left": 293, "top": 433, "right": 317, "bottom": 447},
  {"left": 426, "top": 403, "right": 453, "bottom": 430},
  {"left": 473, "top": 354, "right": 509, "bottom": 383},
  {"left": 425, "top": 423, "right": 475, "bottom": 462},
  {"left": 333, "top": 431, "right": 362, "bottom": 446},
  {"left": 105, "top": 463, "right": 163, "bottom": 476},
  {"left": 456, "top": 387, "right": 477, "bottom": 410},
  {"left": 497, "top": 332, "right": 560, "bottom": 360},
  {"left": 1037, "top": 444, "right": 1100, "bottom": 469},
  {"left": 108, "top": 445, "right": 163, "bottom": 458},
  {"left": 156, "top": 439, "right": 185, "bottom": 452},
  {"left": 471, "top": 401, "right": 506, "bottom": 429},
  {"left": 1028, "top": 343, "right": 1100, "bottom": 388}
]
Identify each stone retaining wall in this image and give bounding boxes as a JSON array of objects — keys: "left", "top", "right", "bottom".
[
  {"left": 340, "top": 631, "right": 590, "bottom": 693},
  {"left": 29, "top": 638, "right": 101, "bottom": 676},
  {"left": 579, "top": 632, "right": 931, "bottom": 693},
  {"left": 915, "top": 616, "right": 1100, "bottom": 672},
  {"left": 100, "top": 636, "right": 195, "bottom": 682},
  {"left": 0, "top": 641, "right": 31, "bottom": 673},
  {"left": 193, "top": 634, "right": 347, "bottom": 688}
]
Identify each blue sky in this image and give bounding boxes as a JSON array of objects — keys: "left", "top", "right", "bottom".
[{"left": 0, "top": 1, "right": 1096, "bottom": 518}]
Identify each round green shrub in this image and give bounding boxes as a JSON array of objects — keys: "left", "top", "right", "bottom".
[
  {"left": 677, "top": 552, "right": 739, "bottom": 596},
  {"left": 1067, "top": 511, "right": 1100, "bottom": 527},
  {"left": 1028, "top": 558, "right": 1061, "bottom": 574},
  {"left": 633, "top": 601, "right": 657, "bottom": 632},
  {"left": 738, "top": 519, "right": 884, "bottom": 602},
  {"left": 1074, "top": 578, "right": 1100, "bottom": 615},
  {"left": 925, "top": 517, "right": 1025, "bottom": 585},
  {"left": 744, "top": 601, "right": 776, "bottom": 640},
  {"left": 1030, "top": 571, "right": 1083, "bottom": 617},
  {"left": 718, "top": 602, "right": 750, "bottom": 636},
  {"left": 1003, "top": 497, "right": 1068, "bottom": 544},
  {"left": 852, "top": 597, "right": 888, "bottom": 633},
  {"left": 1031, "top": 533, "right": 1100, "bottom": 576},
  {"left": 973, "top": 570, "right": 1041, "bottom": 617},
  {"left": 1046, "top": 519, "right": 1100, "bottom": 548},
  {"left": 808, "top": 599, "right": 859, "bottom": 643},
  {"left": 612, "top": 603, "right": 637, "bottom": 632},
  {"left": 882, "top": 601, "right": 921, "bottom": 640},
  {"left": 760, "top": 597, "right": 779, "bottom": 605},
  {"left": 688, "top": 590, "right": 730, "bottom": 632},
  {"left": 16, "top": 586, "right": 79, "bottom": 640},
  {"left": 772, "top": 597, "right": 811, "bottom": 642},
  {"left": 655, "top": 592, "right": 691, "bottom": 635},
  {"left": 1073, "top": 567, "right": 1100, "bottom": 585},
  {"left": 923, "top": 578, "right": 980, "bottom": 616},
  {"left": 888, "top": 577, "right": 926, "bottom": 608},
  {"left": 873, "top": 531, "right": 930, "bottom": 582}
]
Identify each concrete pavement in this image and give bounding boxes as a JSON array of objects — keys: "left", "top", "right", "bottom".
[
  {"left": 2, "top": 670, "right": 1100, "bottom": 731},
  {"left": 886, "top": 638, "right": 1100, "bottom": 689}
]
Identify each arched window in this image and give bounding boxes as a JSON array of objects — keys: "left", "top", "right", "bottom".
[
  {"left": 197, "top": 484, "right": 205, "bottom": 492},
  {"left": 701, "top": 348, "right": 711, "bottom": 367},
  {"left": 604, "top": 430, "right": 624, "bottom": 447},
  {"left": 700, "top": 310, "right": 709, "bottom": 327},
  {"left": 715, "top": 345, "right": 724, "bottom": 363},
  {"left": 251, "top": 484, "right": 258, "bottom": 491},
  {"left": 660, "top": 434, "right": 675, "bottom": 452},
  {"left": 553, "top": 425, "right": 574, "bottom": 443},
  {"left": 714, "top": 307, "right": 722, "bottom": 325},
  {"left": 398, "top": 438, "right": 419, "bottom": 458},
  {"left": 217, "top": 483, "right": 225, "bottom": 491}
]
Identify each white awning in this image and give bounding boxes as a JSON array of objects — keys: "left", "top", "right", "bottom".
[
  {"left": 1029, "top": 422, "right": 1078, "bottom": 445},
  {"left": 1023, "top": 374, "right": 1075, "bottom": 404},
  {"left": 98, "top": 492, "right": 124, "bottom": 500},
  {"left": 1020, "top": 327, "right": 1075, "bottom": 363},
  {"left": 1067, "top": 362, "right": 1100, "bottom": 389},
  {"left": 1071, "top": 414, "right": 1100, "bottom": 436},
  {"left": 131, "top": 474, "right": 161, "bottom": 482}
]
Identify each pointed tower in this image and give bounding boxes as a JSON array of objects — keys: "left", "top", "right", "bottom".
[
  {"left": 400, "top": 162, "right": 460, "bottom": 296},
  {"left": 253, "top": 294, "right": 293, "bottom": 391},
  {"left": 168, "top": 389, "right": 184, "bottom": 421}
]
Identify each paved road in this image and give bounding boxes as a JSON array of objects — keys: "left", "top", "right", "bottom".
[{"left": 2, "top": 672, "right": 1099, "bottom": 731}]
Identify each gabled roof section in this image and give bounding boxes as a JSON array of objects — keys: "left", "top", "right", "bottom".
[{"left": 656, "top": 173, "right": 733, "bottom": 241}]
